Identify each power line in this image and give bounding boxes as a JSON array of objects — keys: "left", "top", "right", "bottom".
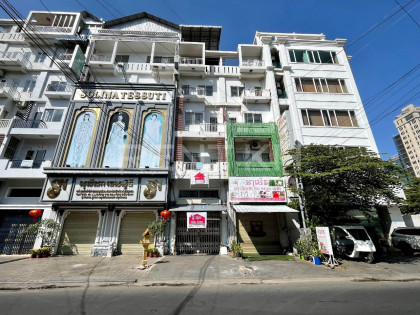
[{"left": 394, "top": 0, "right": 420, "bottom": 29}]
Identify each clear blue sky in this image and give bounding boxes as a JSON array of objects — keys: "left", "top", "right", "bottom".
[{"left": 2, "top": 0, "right": 419, "bottom": 158}]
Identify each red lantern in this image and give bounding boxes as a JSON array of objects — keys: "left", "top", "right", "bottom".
[
  {"left": 29, "top": 209, "right": 43, "bottom": 222},
  {"left": 160, "top": 210, "right": 171, "bottom": 222}
]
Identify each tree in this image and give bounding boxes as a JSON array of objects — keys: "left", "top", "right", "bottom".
[
  {"left": 400, "top": 177, "right": 420, "bottom": 215},
  {"left": 285, "top": 145, "right": 403, "bottom": 225},
  {"left": 147, "top": 219, "right": 167, "bottom": 248},
  {"left": 21, "top": 219, "right": 61, "bottom": 247}
]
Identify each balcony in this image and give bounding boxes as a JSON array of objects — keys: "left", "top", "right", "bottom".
[
  {"left": 151, "top": 56, "right": 175, "bottom": 73},
  {"left": 120, "top": 63, "right": 151, "bottom": 74},
  {"left": 172, "top": 161, "right": 228, "bottom": 180},
  {"left": 0, "top": 158, "right": 51, "bottom": 179},
  {"left": 0, "top": 82, "right": 19, "bottom": 100},
  {"left": 0, "top": 119, "right": 12, "bottom": 133},
  {"left": 0, "top": 32, "right": 25, "bottom": 43},
  {"left": 89, "top": 54, "right": 119, "bottom": 73},
  {"left": 242, "top": 89, "right": 271, "bottom": 103},
  {"left": 206, "top": 65, "right": 239, "bottom": 76},
  {"left": 179, "top": 57, "right": 205, "bottom": 73},
  {"left": 177, "top": 123, "right": 226, "bottom": 138},
  {"left": 56, "top": 53, "right": 73, "bottom": 65},
  {"left": 44, "top": 83, "right": 73, "bottom": 99},
  {"left": 9, "top": 119, "right": 59, "bottom": 139},
  {"left": 182, "top": 86, "right": 206, "bottom": 101},
  {"left": 0, "top": 51, "right": 32, "bottom": 72},
  {"left": 240, "top": 59, "right": 266, "bottom": 78}
]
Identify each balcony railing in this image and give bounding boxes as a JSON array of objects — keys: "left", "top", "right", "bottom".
[
  {"left": 180, "top": 57, "right": 204, "bottom": 65},
  {"left": 183, "top": 162, "right": 218, "bottom": 171},
  {"left": 243, "top": 89, "right": 270, "bottom": 98},
  {"left": 58, "top": 53, "right": 73, "bottom": 61},
  {"left": 183, "top": 123, "right": 225, "bottom": 133},
  {"left": 242, "top": 59, "right": 264, "bottom": 67},
  {"left": 31, "top": 26, "right": 73, "bottom": 33},
  {"left": 11, "top": 119, "right": 47, "bottom": 129},
  {"left": 182, "top": 86, "right": 205, "bottom": 96},
  {"left": 205, "top": 66, "right": 239, "bottom": 75},
  {"left": 9, "top": 159, "right": 44, "bottom": 169},
  {"left": 90, "top": 54, "right": 114, "bottom": 62},
  {"left": 201, "top": 123, "right": 218, "bottom": 132},
  {"left": 0, "top": 51, "right": 31, "bottom": 68},
  {"left": 46, "top": 83, "right": 73, "bottom": 92},
  {"left": 0, "top": 118, "right": 12, "bottom": 131},
  {"left": 0, "top": 81, "right": 19, "bottom": 98}
]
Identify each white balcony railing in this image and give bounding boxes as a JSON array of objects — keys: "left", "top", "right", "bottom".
[
  {"left": 173, "top": 161, "right": 228, "bottom": 179},
  {"left": 0, "top": 32, "right": 25, "bottom": 41},
  {"left": 241, "top": 59, "right": 264, "bottom": 67},
  {"left": 183, "top": 123, "right": 225, "bottom": 134},
  {"left": 30, "top": 26, "right": 73, "bottom": 33},
  {"left": 180, "top": 57, "right": 204, "bottom": 65},
  {"left": 46, "top": 83, "right": 73, "bottom": 93},
  {"left": 0, "top": 119, "right": 12, "bottom": 132},
  {"left": 120, "top": 63, "right": 151, "bottom": 72},
  {"left": 90, "top": 54, "right": 114, "bottom": 62},
  {"left": 153, "top": 56, "right": 174, "bottom": 64},
  {"left": 243, "top": 89, "right": 271, "bottom": 98},
  {"left": 0, "top": 51, "right": 32, "bottom": 68},
  {"left": 205, "top": 66, "right": 239, "bottom": 75},
  {"left": 0, "top": 81, "right": 19, "bottom": 99}
]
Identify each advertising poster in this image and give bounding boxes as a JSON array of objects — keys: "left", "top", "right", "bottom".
[
  {"left": 316, "top": 227, "right": 333, "bottom": 255},
  {"left": 187, "top": 212, "right": 207, "bottom": 229},
  {"left": 229, "top": 177, "right": 286, "bottom": 202}
]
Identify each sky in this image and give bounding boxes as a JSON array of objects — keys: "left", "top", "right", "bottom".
[{"left": 1, "top": 0, "right": 419, "bottom": 159}]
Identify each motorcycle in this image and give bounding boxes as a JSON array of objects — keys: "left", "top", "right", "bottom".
[{"left": 331, "top": 226, "right": 376, "bottom": 264}]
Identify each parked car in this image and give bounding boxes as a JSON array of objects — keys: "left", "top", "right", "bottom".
[
  {"left": 391, "top": 227, "right": 420, "bottom": 256},
  {"left": 331, "top": 226, "right": 376, "bottom": 263}
]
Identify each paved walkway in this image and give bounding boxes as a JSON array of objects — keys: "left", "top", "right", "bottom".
[{"left": 0, "top": 253, "right": 419, "bottom": 288}]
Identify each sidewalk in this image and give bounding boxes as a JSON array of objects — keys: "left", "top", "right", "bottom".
[{"left": 0, "top": 253, "right": 419, "bottom": 288}]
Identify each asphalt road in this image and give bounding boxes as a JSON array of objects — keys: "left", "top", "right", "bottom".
[{"left": 1, "top": 280, "right": 420, "bottom": 314}]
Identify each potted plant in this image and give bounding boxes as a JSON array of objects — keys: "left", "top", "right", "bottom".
[
  {"left": 153, "top": 248, "right": 159, "bottom": 258},
  {"left": 41, "top": 247, "right": 52, "bottom": 258},
  {"left": 29, "top": 248, "right": 36, "bottom": 258},
  {"left": 235, "top": 243, "right": 243, "bottom": 258},
  {"left": 35, "top": 248, "right": 41, "bottom": 258}
]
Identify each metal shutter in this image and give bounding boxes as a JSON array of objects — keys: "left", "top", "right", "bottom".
[
  {"left": 57, "top": 212, "right": 99, "bottom": 255},
  {"left": 117, "top": 212, "right": 156, "bottom": 255}
]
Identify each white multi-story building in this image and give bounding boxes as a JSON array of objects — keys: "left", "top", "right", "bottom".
[{"left": 0, "top": 10, "right": 384, "bottom": 256}]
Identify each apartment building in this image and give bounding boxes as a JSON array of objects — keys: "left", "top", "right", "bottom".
[
  {"left": 394, "top": 104, "right": 420, "bottom": 177},
  {"left": 0, "top": 9, "right": 382, "bottom": 256}
]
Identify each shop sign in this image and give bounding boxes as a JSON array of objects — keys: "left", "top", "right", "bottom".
[
  {"left": 139, "top": 177, "right": 167, "bottom": 202},
  {"left": 187, "top": 212, "right": 207, "bottom": 229},
  {"left": 72, "top": 177, "right": 138, "bottom": 201},
  {"left": 316, "top": 227, "right": 333, "bottom": 255},
  {"left": 74, "top": 89, "right": 172, "bottom": 103},
  {"left": 190, "top": 171, "right": 209, "bottom": 185},
  {"left": 41, "top": 177, "right": 73, "bottom": 202},
  {"left": 229, "top": 177, "right": 286, "bottom": 202}
]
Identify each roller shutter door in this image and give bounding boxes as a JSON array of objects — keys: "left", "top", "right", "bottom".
[
  {"left": 117, "top": 212, "right": 156, "bottom": 255},
  {"left": 237, "top": 213, "right": 281, "bottom": 254},
  {"left": 57, "top": 212, "right": 99, "bottom": 255}
]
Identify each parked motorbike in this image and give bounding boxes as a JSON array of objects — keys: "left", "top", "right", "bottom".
[{"left": 331, "top": 226, "right": 376, "bottom": 264}]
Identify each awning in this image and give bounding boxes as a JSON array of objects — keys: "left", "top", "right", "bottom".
[
  {"left": 170, "top": 205, "right": 226, "bottom": 212},
  {"left": 233, "top": 205, "right": 298, "bottom": 213}
]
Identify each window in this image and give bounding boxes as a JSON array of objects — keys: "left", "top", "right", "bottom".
[
  {"left": 8, "top": 188, "right": 42, "bottom": 197},
  {"left": 181, "top": 85, "right": 190, "bottom": 95},
  {"left": 198, "top": 85, "right": 213, "bottom": 96},
  {"left": 183, "top": 153, "right": 201, "bottom": 163},
  {"left": 231, "top": 86, "right": 244, "bottom": 97},
  {"left": 235, "top": 153, "right": 252, "bottom": 161},
  {"left": 47, "top": 81, "right": 68, "bottom": 92},
  {"left": 115, "top": 55, "right": 129, "bottom": 63},
  {"left": 3, "top": 136, "right": 20, "bottom": 159},
  {"left": 179, "top": 190, "right": 219, "bottom": 198},
  {"left": 185, "top": 112, "right": 203, "bottom": 126},
  {"left": 301, "top": 109, "right": 358, "bottom": 127},
  {"left": 261, "top": 152, "right": 270, "bottom": 162},
  {"left": 289, "top": 49, "right": 338, "bottom": 64},
  {"left": 43, "top": 109, "right": 64, "bottom": 122},
  {"left": 295, "top": 78, "right": 348, "bottom": 93},
  {"left": 244, "top": 113, "right": 262, "bottom": 123},
  {"left": 23, "top": 77, "right": 37, "bottom": 92},
  {"left": 228, "top": 117, "right": 237, "bottom": 123},
  {"left": 34, "top": 53, "right": 47, "bottom": 63}
]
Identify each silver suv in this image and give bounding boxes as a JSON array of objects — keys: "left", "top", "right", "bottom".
[{"left": 391, "top": 227, "right": 420, "bottom": 256}]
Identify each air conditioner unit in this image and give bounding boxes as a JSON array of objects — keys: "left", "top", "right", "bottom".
[
  {"left": 16, "top": 100, "right": 28, "bottom": 110},
  {"left": 250, "top": 141, "right": 261, "bottom": 150}
]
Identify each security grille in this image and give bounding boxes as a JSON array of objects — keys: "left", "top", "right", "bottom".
[
  {"left": 175, "top": 212, "right": 220, "bottom": 254},
  {"left": 0, "top": 212, "right": 37, "bottom": 255}
]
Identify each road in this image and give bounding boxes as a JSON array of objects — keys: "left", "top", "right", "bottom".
[{"left": 1, "top": 280, "right": 420, "bottom": 314}]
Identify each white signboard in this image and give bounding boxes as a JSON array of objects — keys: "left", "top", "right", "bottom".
[
  {"left": 316, "top": 227, "right": 333, "bottom": 255},
  {"left": 72, "top": 177, "right": 138, "bottom": 201},
  {"left": 229, "top": 177, "right": 286, "bottom": 202},
  {"left": 74, "top": 89, "right": 173, "bottom": 103},
  {"left": 187, "top": 212, "right": 207, "bottom": 229},
  {"left": 42, "top": 177, "right": 73, "bottom": 202},
  {"left": 20, "top": 160, "right": 34, "bottom": 168},
  {"left": 190, "top": 171, "right": 209, "bottom": 185},
  {"left": 139, "top": 177, "right": 167, "bottom": 202}
]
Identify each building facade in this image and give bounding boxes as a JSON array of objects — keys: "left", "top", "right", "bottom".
[
  {"left": 0, "top": 10, "right": 383, "bottom": 256},
  {"left": 393, "top": 104, "right": 420, "bottom": 177}
]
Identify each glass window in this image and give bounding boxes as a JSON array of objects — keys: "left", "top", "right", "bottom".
[
  {"left": 301, "top": 79, "right": 316, "bottom": 92},
  {"left": 307, "top": 110, "right": 323, "bottom": 126},
  {"left": 289, "top": 50, "right": 296, "bottom": 62},
  {"left": 301, "top": 110, "right": 309, "bottom": 126},
  {"left": 349, "top": 111, "right": 358, "bottom": 127},
  {"left": 231, "top": 86, "right": 244, "bottom": 97},
  {"left": 322, "top": 110, "right": 331, "bottom": 126},
  {"left": 43, "top": 109, "right": 64, "bottom": 122},
  {"left": 336, "top": 111, "right": 352, "bottom": 127},
  {"left": 295, "top": 78, "right": 302, "bottom": 92},
  {"left": 339, "top": 79, "right": 348, "bottom": 93},
  {"left": 294, "top": 50, "right": 305, "bottom": 62},
  {"left": 261, "top": 152, "right": 270, "bottom": 162},
  {"left": 181, "top": 85, "right": 189, "bottom": 95},
  {"left": 115, "top": 55, "right": 129, "bottom": 63},
  {"left": 319, "top": 51, "right": 333, "bottom": 63},
  {"left": 327, "top": 79, "right": 342, "bottom": 93},
  {"left": 8, "top": 188, "right": 42, "bottom": 197}
]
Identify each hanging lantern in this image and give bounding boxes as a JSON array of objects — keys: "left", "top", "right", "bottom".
[
  {"left": 160, "top": 210, "right": 171, "bottom": 222},
  {"left": 29, "top": 209, "right": 43, "bottom": 222}
]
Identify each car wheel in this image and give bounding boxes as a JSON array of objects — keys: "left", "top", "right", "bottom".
[
  {"left": 365, "top": 252, "right": 375, "bottom": 264},
  {"left": 401, "top": 243, "right": 414, "bottom": 256}
]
